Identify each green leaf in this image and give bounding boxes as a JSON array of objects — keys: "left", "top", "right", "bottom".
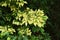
[
  {"left": 23, "top": 36, "right": 28, "bottom": 40},
  {"left": 7, "top": 37, "right": 11, "bottom": 40}
]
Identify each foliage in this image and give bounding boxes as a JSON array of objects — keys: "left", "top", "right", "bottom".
[{"left": 0, "top": 0, "right": 51, "bottom": 40}]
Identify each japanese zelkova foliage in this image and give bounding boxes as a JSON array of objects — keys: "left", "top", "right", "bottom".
[{"left": 0, "top": 0, "right": 51, "bottom": 40}]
